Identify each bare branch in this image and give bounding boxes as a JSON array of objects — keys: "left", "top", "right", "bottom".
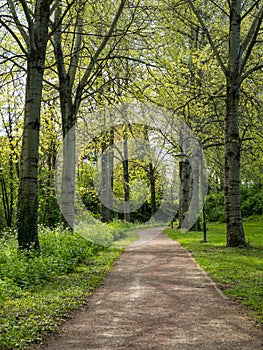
[
  {"left": 52, "top": 2, "right": 67, "bottom": 82},
  {"left": 50, "top": 0, "right": 60, "bottom": 15},
  {"left": 0, "top": 53, "right": 26, "bottom": 72},
  {"left": 97, "top": 55, "right": 157, "bottom": 68},
  {"left": 49, "top": 0, "right": 77, "bottom": 39}
]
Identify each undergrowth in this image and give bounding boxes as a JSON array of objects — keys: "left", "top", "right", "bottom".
[{"left": 0, "top": 225, "right": 126, "bottom": 349}]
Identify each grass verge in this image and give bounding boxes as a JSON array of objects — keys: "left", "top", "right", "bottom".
[
  {"left": 0, "top": 226, "right": 126, "bottom": 349},
  {"left": 165, "top": 221, "right": 263, "bottom": 324}
]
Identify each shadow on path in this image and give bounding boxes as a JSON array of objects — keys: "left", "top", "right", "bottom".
[{"left": 41, "top": 227, "right": 262, "bottom": 349}]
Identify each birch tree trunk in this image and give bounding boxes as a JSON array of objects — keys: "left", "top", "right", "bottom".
[{"left": 17, "top": 0, "right": 52, "bottom": 249}]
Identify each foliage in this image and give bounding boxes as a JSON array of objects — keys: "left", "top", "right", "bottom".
[
  {"left": 166, "top": 222, "right": 263, "bottom": 323},
  {"left": 0, "top": 225, "right": 123, "bottom": 349},
  {"left": 38, "top": 104, "right": 61, "bottom": 227},
  {"left": 0, "top": 0, "right": 262, "bottom": 248},
  {"left": 77, "top": 124, "right": 166, "bottom": 223},
  {"left": 0, "top": 84, "right": 22, "bottom": 229},
  {"left": 241, "top": 182, "right": 263, "bottom": 218},
  {"left": 205, "top": 192, "right": 225, "bottom": 223},
  {"left": 205, "top": 181, "right": 263, "bottom": 222},
  {"left": 75, "top": 217, "right": 140, "bottom": 248},
  {"left": 0, "top": 226, "right": 101, "bottom": 293}
]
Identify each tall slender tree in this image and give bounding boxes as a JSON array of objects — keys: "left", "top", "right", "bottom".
[
  {"left": 0, "top": 0, "right": 55, "bottom": 249},
  {"left": 52, "top": 0, "right": 137, "bottom": 228},
  {"left": 175, "top": 0, "right": 263, "bottom": 246}
]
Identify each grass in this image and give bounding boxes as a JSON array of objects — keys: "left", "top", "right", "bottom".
[
  {"left": 0, "top": 224, "right": 134, "bottom": 349},
  {"left": 1, "top": 220, "right": 261, "bottom": 348},
  {"left": 165, "top": 221, "right": 263, "bottom": 324}
]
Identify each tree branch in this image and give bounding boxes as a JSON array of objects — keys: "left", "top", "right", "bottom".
[
  {"left": 97, "top": 55, "right": 158, "bottom": 68},
  {"left": 241, "top": 0, "right": 261, "bottom": 20},
  {"left": 75, "top": 0, "right": 127, "bottom": 108},
  {"left": 187, "top": 0, "right": 227, "bottom": 76},
  {"left": 208, "top": 0, "right": 229, "bottom": 17},
  {"left": 6, "top": 0, "right": 29, "bottom": 48},
  {"left": 49, "top": 0, "right": 77, "bottom": 39},
  {"left": 240, "top": 6, "right": 263, "bottom": 74},
  {"left": 52, "top": 2, "right": 67, "bottom": 82},
  {"left": 0, "top": 18, "right": 27, "bottom": 55},
  {"left": 68, "top": 4, "right": 84, "bottom": 89},
  {"left": 18, "top": 0, "right": 33, "bottom": 31},
  {"left": 241, "top": 63, "right": 263, "bottom": 83}
]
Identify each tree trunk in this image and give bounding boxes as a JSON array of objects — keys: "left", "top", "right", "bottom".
[
  {"left": 17, "top": 62, "right": 43, "bottom": 249},
  {"left": 100, "top": 129, "right": 114, "bottom": 222},
  {"left": 17, "top": 1, "right": 51, "bottom": 249},
  {"left": 60, "top": 96, "right": 76, "bottom": 229},
  {"left": 225, "top": 0, "right": 247, "bottom": 247},
  {"left": 178, "top": 159, "right": 190, "bottom": 228},
  {"left": 122, "top": 139, "right": 131, "bottom": 222},
  {"left": 123, "top": 131, "right": 130, "bottom": 222},
  {"left": 149, "top": 162, "right": 156, "bottom": 216},
  {"left": 52, "top": 0, "right": 127, "bottom": 226},
  {"left": 0, "top": 169, "right": 11, "bottom": 227},
  {"left": 188, "top": 0, "right": 262, "bottom": 245},
  {"left": 8, "top": 146, "right": 14, "bottom": 227}
]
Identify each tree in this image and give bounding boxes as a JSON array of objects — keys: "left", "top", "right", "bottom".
[
  {"left": 38, "top": 102, "right": 60, "bottom": 227},
  {"left": 178, "top": 157, "right": 190, "bottom": 228},
  {"left": 51, "top": 0, "right": 130, "bottom": 228},
  {"left": 187, "top": 0, "right": 263, "bottom": 246},
  {"left": 100, "top": 127, "right": 114, "bottom": 222},
  {"left": 0, "top": 0, "right": 55, "bottom": 249},
  {"left": 0, "top": 89, "right": 21, "bottom": 228}
]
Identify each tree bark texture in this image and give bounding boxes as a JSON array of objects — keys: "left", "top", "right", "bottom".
[
  {"left": 123, "top": 128, "right": 130, "bottom": 222},
  {"left": 178, "top": 159, "right": 190, "bottom": 228},
  {"left": 149, "top": 162, "right": 156, "bottom": 216},
  {"left": 225, "top": 0, "right": 247, "bottom": 247},
  {"left": 60, "top": 123, "right": 76, "bottom": 229},
  {"left": 17, "top": 0, "right": 51, "bottom": 250},
  {"left": 183, "top": 158, "right": 200, "bottom": 231}
]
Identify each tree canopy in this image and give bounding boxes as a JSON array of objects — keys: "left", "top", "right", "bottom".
[{"left": 0, "top": 0, "right": 262, "bottom": 248}]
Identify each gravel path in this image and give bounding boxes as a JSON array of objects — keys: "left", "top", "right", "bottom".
[{"left": 40, "top": 227, "right": 262, "bottom": 349}]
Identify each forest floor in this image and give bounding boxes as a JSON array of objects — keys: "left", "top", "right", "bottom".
[{"left": 38, "top": 227, "right": 262, "bottom": 350}]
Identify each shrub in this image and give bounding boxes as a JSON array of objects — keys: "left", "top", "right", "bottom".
[{"left": 241, "top": 183, "right": 263, "bottom": 218}]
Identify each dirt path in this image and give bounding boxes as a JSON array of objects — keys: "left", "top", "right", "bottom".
[{"left": 40, "top": 227, "right": 262, "bottom": 349}]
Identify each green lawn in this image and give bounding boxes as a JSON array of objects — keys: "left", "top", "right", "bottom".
[{"left": 165, "top": 221, "right": 263, "bottom": 324}]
